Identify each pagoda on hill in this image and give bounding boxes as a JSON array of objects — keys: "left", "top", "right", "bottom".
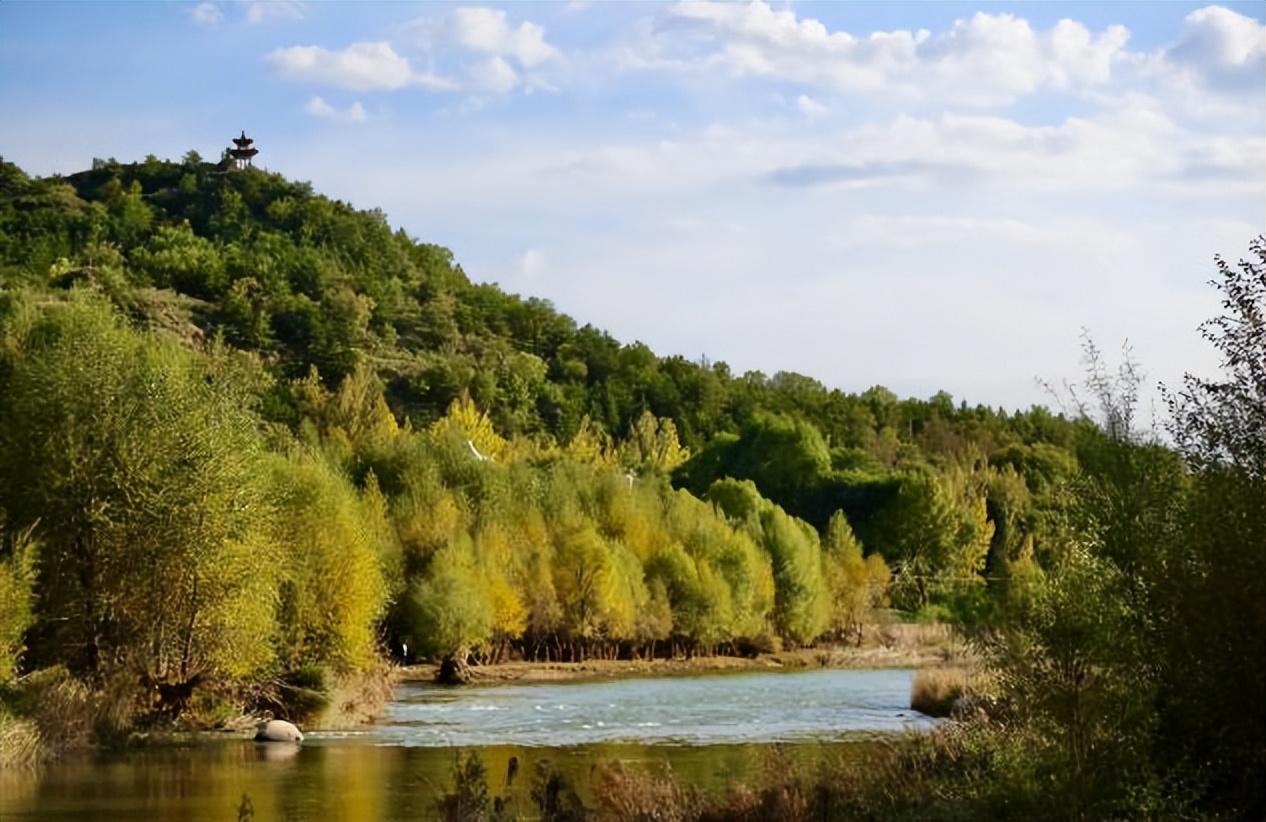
[{"left": 227, "top": 130, "right": 258, "bottom": 171}]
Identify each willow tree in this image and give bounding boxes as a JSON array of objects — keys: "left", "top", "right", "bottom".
[
  {"left": 821, "top": 511, "right": 889, "bottom": 644},
  {"left": 0, "top": 294, "right": 277, "bottom": 692},
  {"left": 706, "top": 479, "right": 827, "bottom": 645},
  {"left": 408, "top": 537, "right": 493, "bottom": 663},
  {"left": 268, "top": 451, "right": 390, "bottom": 672},
  {"left": 620, "top": 409, "right": 690, "bottom": 472}
]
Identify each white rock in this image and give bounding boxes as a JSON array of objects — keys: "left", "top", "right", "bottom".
[{"left": 255, "top": 719, "right": 303, "bottom": 743}]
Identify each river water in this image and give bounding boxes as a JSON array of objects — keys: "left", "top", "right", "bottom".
[{"left": 0, "top": 667, "right": 933, "bottom": 821}]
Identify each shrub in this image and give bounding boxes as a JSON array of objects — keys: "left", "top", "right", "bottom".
[
  {"left": 591, "top": 761, "right": 696, "bottom": 821},
  {"left": 910, "top": 667, "right": 972, "bottom": 717}
]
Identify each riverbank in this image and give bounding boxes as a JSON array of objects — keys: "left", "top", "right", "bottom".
[{"left": 398, "top": 623, "right": 968, "bottom": 685}]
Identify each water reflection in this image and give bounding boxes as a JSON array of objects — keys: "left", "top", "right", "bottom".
[{"left": 0, "top": 740, "right": 879, "bottom": 821}]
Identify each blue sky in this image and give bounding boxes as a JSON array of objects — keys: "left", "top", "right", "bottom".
[{"left": 2, "top": 1, "right": 1263, "bottom": 413}]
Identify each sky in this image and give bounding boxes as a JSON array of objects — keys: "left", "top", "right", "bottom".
[{"left": 2, "top": 1, "right": 1263, "bottom": 414}]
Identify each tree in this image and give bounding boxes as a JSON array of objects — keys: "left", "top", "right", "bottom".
[
  {"left": 552, "top": 528, "right": 616, "bottom": 648},
  {"left": 0, "top": 294, "right": 277, "bottom": 691},
  {"left": 988, "top": 542, "right": 1155, "bottom": 819},
  {"left": 430, "top": 395, "right": 508, "bottom": 462},
  {"left": 128, "top": 221, "right": 225, "bottom": 295},
  {"left": 1156, "top": 238, "right": 1266, "bottom": 814},
  {"left": 868, "top": 467, "right": 992, "bottom": 611},
  {"left": 1167, "top": 236, "right": 1266, "bottom": 479},
  {"left": 676, "top": 413, "right": 830, "bottom": 523},
  {"left": 408, "top": 538, "right": 493, "bottom": 662},
  {"left": 821, "top": 511, "right": 888, "bottom": 643},
  {"left": 754, "top": 504, "right": 829, "bottom": 645},
  {"left": 620, "top": 409, "right": 690, "bottom": 472},
  {"left": 269, "top": 451, "right": 390, "bottom": 672}
]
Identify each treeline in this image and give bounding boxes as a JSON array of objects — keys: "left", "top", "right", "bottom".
[{"left": 0, "top": 292, "right": 884, "bottom": 711}]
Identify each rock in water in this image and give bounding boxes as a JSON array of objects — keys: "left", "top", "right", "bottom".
[{"left": 255, "top": 719, "right": 304, "bottom": 743}]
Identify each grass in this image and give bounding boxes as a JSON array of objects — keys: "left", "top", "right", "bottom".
[
  {"left": 910, "top": 667, "right": 979, "bottom": 717},
  {"left": 429, "top": 729, "right": 1025, "bottom": 821},
  {"left": 590, "top": 761, "right": 697, "bottom": 821},
  {"left": 0, "top": 709, "right": 41, "bottom": 767}
]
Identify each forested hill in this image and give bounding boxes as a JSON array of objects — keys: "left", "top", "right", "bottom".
[
  {"left": 0, "top": 152, "right": 1102, "bottom": 690},
  {"left": 0, "top": 154, "right": 1089, "bottom": 534},
  {"left": 0, "top": 154, "right": 1089, "bottom": 446}
]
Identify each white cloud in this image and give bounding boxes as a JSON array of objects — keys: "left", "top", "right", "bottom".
[
  {"left": 795, "top": 94, "right": 828, "bottom": 117},
  {"left": 304, "top": 96, "right": 336, "bottom": 117},
  {"left": 243, "top": 0, "right": 304, "bottom": 25},
  {"left": 191, "top": 2, "right": 223, "bottom": 26},
  {"left": 304, "top": 96, "right": 367, "bottom": 123},
  {"left": 642, "top": 2, "right": 1136, "bottom": 105},
  {"left": 267, "top": 42, "right": 455, "bottom": 92},
  {"left": 469, "top": 56, "right": 520, "bottom": 94},
  {"left": 1163, "top": 5, "right": 1266, "bottom": 89},
  {"left": 450, "top": 7, "right": 561, "bottom": 67},
  {"left": 192, "top": 0, "right": 303, "bottom": 26},
  {"left": 636, "top": 2, "right": 1266, "bottom": 113},
  {"left": 477, "top": 104, "right": 1260, "bottom": 200}
]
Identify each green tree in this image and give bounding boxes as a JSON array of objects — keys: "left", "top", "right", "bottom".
[
  {"left": 821, "top": 511, "right": 889, "bottom": 643},
  {"left": 0, "top": 294, "right": 277, "bottom": 691},
  {"left": 988, "top": 542, "right": 1155, "bottom": 819},
  {"left": 408, "top": 538, "right": 493, "bottom": 662},
  {"left": 269, "top": 451, "right": 390, "bottom": 672}
]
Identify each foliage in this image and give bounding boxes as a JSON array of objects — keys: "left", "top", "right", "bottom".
[
  {"left": 268, "top": 451, "right": 390, "bottom": 673},
  {"left": 1167, "top": 236, "right": 1266, "bottom": 478},
  {"left": 0, "top": 294, "right": 277, "bottom": 687},
  {"left": 0, "top": 521, "right": 37, "bottom": 683}
]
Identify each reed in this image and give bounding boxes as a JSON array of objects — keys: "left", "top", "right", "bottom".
[{"left": 910, "top": 666, "right": 974, "bottom": 717}]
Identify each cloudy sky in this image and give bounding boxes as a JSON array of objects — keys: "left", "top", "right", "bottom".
[{"left": 2, "top": 1, "right": 1263, "bottom": 412}]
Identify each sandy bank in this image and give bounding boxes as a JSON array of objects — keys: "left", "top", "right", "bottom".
[{"left": 398, "top": 623, "right": 968, "bottom": 685}]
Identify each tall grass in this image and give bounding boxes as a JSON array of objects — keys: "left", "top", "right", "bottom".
[
  {"left": 910, "top": 667, "right": 977, "bottom": 717},
  {"left": 0, "top": 710, "right": 41, "bottom": 767}
]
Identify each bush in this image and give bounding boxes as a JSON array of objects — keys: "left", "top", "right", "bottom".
[
  {"left": 15, "top": 667, "right": 93, "bottom": 756},
  {"left": 0, "top": 523, "right": 37, "bottom": 683},
  {"left": 591, "top": 761, "right": 696, "bottom": 821},
  {"left": 910, "top": 667, "right": 972, "bottom": 717}
]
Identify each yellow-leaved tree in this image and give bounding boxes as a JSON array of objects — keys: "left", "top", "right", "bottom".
[
  {"left": 564, "top": 415, "right": 617, "bottom": 467},
  {"left": 269, "top": 451, "right": 390, "bottom": 673},
  {"left": 821, "top": 511, "right": 889, "bottom": 644},
  {"left": 429, "top": 394, "right": 508, "bottom": 462},
  {"left": 620, "top": 410, "right": 690, "bottom": 472}
]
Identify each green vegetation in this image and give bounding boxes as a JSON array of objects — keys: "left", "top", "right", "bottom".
[{"left": 0, "top": 155, "right": 1261, "bottom": 818}]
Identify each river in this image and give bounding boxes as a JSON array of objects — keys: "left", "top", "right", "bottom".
[{"left": 0, "top": 667, "right": 934, "bottom": 821}]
